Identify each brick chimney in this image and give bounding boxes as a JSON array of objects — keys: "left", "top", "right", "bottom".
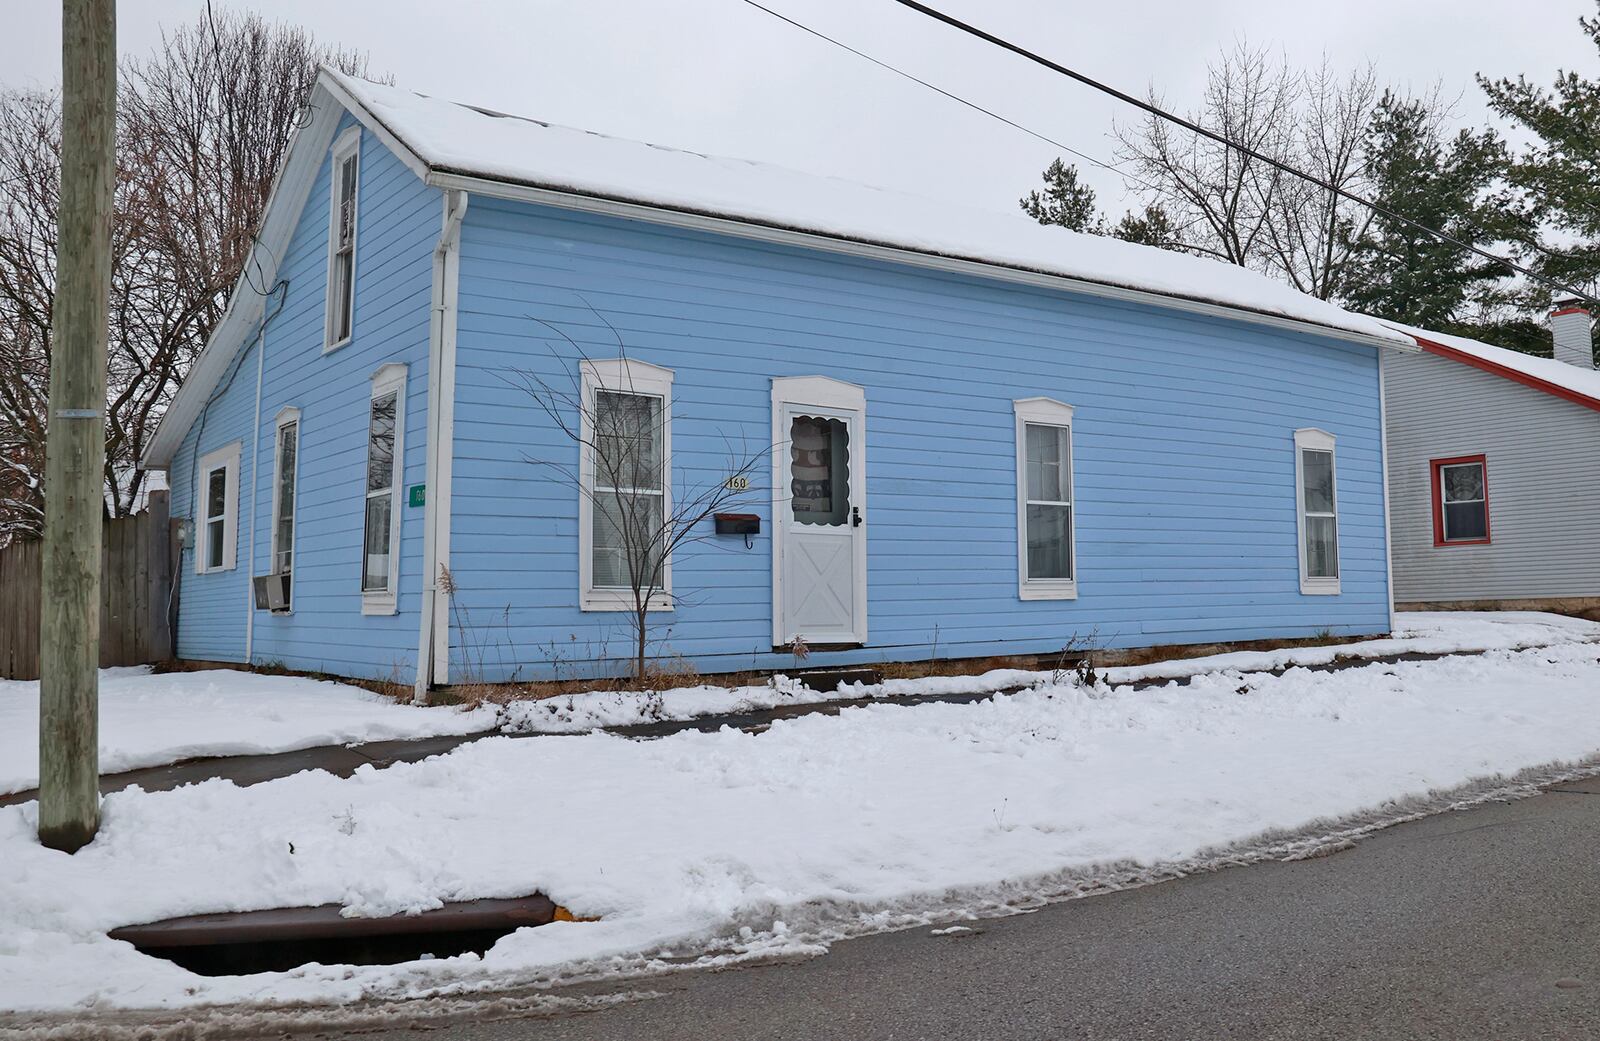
[{"left": 1549, "top": 298, "right": 1595, "bottom": 369}]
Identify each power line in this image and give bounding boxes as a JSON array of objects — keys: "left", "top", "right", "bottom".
[
  {"left": 885, "top": 0, "right": 1595, "bottom": 307},
  {"left": 736, "top": 0, "right": 1153, "bottom": 199}
]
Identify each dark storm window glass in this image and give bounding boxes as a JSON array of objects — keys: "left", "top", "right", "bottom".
[
  {"left": 1023, "top": 423, "right": 1072, "bottom": 580},
  {"left": 274, "top": 421, "right": 297, "bottom": 576},
  {"left": 592, "top": 390, "right": 664, "bottom": 589},
  {"left": 1439, "top": 461, "right": 1488, "bottom": 542},
  {"left": 205, "top": 466, "right": 227, "bottom": 570},
  {"left": 329, "top": 151, "right": 358, "bottom": 343},
  {"left": 362, "top": 392, "right": 397, "bottom": 592},
  {"left": 790, "top": 415, "right": 849, "bottom": 526},
  {"left": 1300, "top": 449, "right": 1338, "bottom": 579}
]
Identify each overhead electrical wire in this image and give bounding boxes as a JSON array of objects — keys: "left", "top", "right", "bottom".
[
  {"left": 886, "top": 0, "right": 1594, "bottom": 306},
  {"left": 741, "top": 0, "right": 1595, "bottom": 308},
  {"left": 736, "top": 0, "right": 1155, "bottom": 198}
]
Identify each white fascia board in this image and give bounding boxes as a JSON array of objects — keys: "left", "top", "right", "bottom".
[
  {"left": 142, "top": 84, "right": 347, "bottom": 470},
  {"left": 424, "top": 170, "right": 1416, "bottom": 356}
]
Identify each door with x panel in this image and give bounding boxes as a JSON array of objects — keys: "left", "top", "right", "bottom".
[{"left": 773, "top": 378, "right": 867, "bottom": 646}]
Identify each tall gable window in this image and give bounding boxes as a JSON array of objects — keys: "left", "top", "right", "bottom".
[
  {"left": 1014, "top": 398, "right": 1077, "bottom": 601},
  {"left": 1293, "top": 428, "right": 1340, "bottom": 595},
  {"left": 579, "top": 358, "right": 674, "bottom": 612},
  {"left": 196, "top": 442, "right": 240, "bottom": 574},
  {"left": 270, "top": 407, "right": 300, "bottom": 609},
  {"left": 362, "top": 364, "right": 406, "bottom": 614},
  {"left": 1431, "top": 455, "right": 1490, "bottom": 545},
  {"left": 325, "top": 127, "right": 360, "bottom": 351}
]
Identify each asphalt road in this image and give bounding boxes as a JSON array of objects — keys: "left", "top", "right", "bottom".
[{"left": 346, "top": 777, "right": 1600, "bottom": 1041}]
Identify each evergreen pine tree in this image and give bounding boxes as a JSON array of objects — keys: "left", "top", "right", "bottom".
[
  {"left": 1020, "top": 158, "right": 1105, "bottom": 233},
  {"left": 1111, "top": 203, "right": 1185, "bottom": 250},
  {"left": 1480, "top": 6, "right": 1600, "bottom": 298},
  {"left": 1341, "top": 91, "right": 1514, "bottom": 335}
]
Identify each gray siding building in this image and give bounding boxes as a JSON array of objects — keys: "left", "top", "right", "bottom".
[{"left": 1383, "top": 303, "right": 1600, "bottom": 609}]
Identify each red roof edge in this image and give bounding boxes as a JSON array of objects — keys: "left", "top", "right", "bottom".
[{"left": 1409, "top": 332, "right": 1600, "bottom": 413}]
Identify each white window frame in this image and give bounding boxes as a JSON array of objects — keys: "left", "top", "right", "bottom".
[
  {"left": 1014, "top": 397, "right": 1078, "bottom": 601},
  {"left": 362, "top": 363, "right": 407, "bottom": 615},
  {"left": 579, "top": 357, "right": 674, "bottom": 612},
  {"left": 324, "top": 126, "right": 361, "bottom": 352},
  {"left": 269, "top": 406, "right": 301, "bottom": 611},
  {"left": 196, "top": 441, "right": 241, "bottom": 575},
  {"left": 1293, "top": 428, "right": 1341, "bottom": 595}
]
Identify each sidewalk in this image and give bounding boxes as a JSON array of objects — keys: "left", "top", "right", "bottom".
[{"left": 0, "top": 644, "right": 1489, "bottom": 809}]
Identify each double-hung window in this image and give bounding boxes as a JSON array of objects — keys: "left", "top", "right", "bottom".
[
  {"left": 1293, "top": 428, "right": 1340, "bottom": 594},
  {"left": 362, "top": 364, "right": 406, "bottom": 614},
  {"left": 196, "top": 442, "right": 240, "bottom": 574},
  {"left": 579, "top": 358, "right": 674, "bottom": 611},
  {"left": 1431, "top": 455, "right": 1490, "bottom": 545},
  {"left": 325, "top": 128, "right": 360, "bottom": 351},
  {"left": 270, "top": 407, "right": 300, "bottom": 609},
  {"left": 1014, "top": 398, "right": 1077, "bottom": 600}
]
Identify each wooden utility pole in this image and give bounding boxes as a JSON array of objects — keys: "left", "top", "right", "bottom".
[{"left": 38, "top": 0, "right": 116, "bottom": 853}]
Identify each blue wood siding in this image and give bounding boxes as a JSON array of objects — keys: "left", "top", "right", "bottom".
[
  {"left": 168, "top": 113, "right": 438, "bottom": 680},
  {"left": 446, "top": 196, "right": 1391, "bottom": 680}
]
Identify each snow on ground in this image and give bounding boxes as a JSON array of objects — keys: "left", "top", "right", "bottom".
[
  {"left": 0, "top": 668, "right": 497, "bottom": 796},
  {"left": 5, "top": 628, "right": 1600, "bottom": 1014},
  {"left": 504, "top": 610, "right": 1600, "bottom": 734}
]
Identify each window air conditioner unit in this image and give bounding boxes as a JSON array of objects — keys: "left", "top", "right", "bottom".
[{"left": 252, "top": 572, "right": 292, "bottom": 613}]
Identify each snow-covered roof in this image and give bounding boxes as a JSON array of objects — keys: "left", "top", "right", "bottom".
[
  {"left": 327, "top": 70, "right": 1405, "bottom": 347},
  {"left": 144, "top": 70, "right": 1413, "bottom": 470},
  {"left": 1383, "top": 319, "right": 1600, "bottom": 412}
]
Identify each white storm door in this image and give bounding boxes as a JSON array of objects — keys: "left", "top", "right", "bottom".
[{"left": 774, "top": 382, "right": 867, "bottom": 646}]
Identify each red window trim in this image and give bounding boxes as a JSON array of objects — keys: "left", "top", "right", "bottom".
[{"left": 1430, "top": 454, "right": 1491, "bottom": 547}]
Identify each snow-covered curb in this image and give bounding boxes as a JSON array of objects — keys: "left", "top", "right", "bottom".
[
  {"left": 0, "top": 668, "right": 497, "bottom": 796},
  {"left": 503, "top": 610, "right": 1600, "bottom": 734},
  {"left": 5, "top": 635, "right": 1600, "bottom": 1016}
]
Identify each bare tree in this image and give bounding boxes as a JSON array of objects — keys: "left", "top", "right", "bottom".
[
  {"left": 1262, "top": 59, "right": 1381, "bottom": 299},
  {"left": 0, "top": 11, "right": 377, "bottom": 544},
  {"left": 510, "top": 311, "right": 768, "bottom": 682},
  {"left": 1114, "top": 42, "right": 1300, "bottom": 269}
]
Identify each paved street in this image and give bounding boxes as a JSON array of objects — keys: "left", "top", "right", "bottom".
[{"left": 350, "top": 777, "right": 1600, "bottom": 1041}]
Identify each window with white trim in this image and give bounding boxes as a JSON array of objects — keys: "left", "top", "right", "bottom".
[
  {"left": 1293, "top": 428, "right": 1340, "bottom": 594},
  {"left": 270, "top": 407, "right": 300, "bottom": 608},
  {"left": 579, "top": 358, "right": 674, "bottom": 611},
  {"left": 324, "top": 128, "right": 360, "bottom": 350},
  {"left": 1014, "top": 397, "right": 1077, "bottom": 600},
  {"left": 196, "top": 442, "right": 240, "bottom": 574},
  {"left": 362, "top": 364, "right": 406, "bottom": 614}
]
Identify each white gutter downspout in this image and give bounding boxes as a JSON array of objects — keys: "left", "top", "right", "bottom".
[{"left": 414, "top": 189, "right": 468, "bottom": 704}]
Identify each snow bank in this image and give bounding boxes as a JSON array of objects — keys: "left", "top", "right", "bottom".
[
  {"left": 5, "top": 635, "right": 1600, "bottom": 1013},
  {"left": 0, "top": 668, "right": 497, "bottom": 796},
  {"left": 503, "top": 610, "right": 1600, "bottom": 734},
  {"left": 326, "top": 71, "right": 1404, "bottom": 345}
]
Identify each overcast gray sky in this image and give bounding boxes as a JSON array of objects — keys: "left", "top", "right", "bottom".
[{"left": 3, "top": 1, "right": 1596, "bottom": 219}]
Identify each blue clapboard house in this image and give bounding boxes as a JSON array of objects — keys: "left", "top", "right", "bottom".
[{"left": 143, "top": 71, "right": 1413, "bottom": 693}]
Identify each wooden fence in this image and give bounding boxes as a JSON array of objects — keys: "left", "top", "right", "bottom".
[{"left": 0, "top": 490, "right": 177, "bottom": 680}]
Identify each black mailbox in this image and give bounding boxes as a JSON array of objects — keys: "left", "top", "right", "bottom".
[{"left": 714, "top": 513, "right": 760, "bottom": 536}]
